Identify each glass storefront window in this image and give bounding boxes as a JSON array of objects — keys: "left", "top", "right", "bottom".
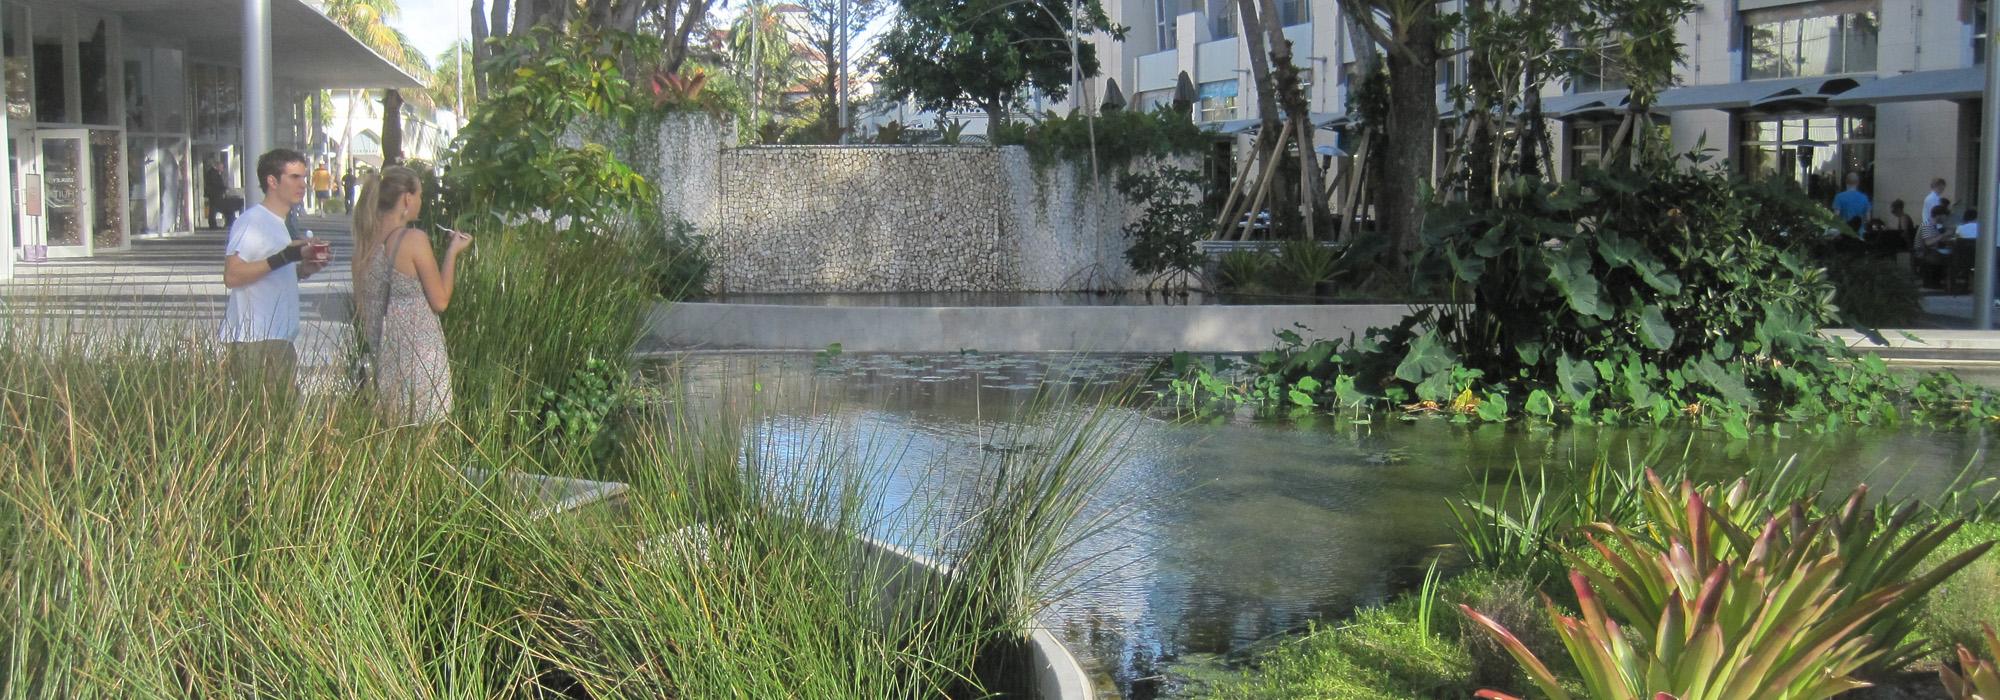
[
  {"left": 1744, "top": 4, "right": 1878, "bottom": 80},
  {"left": 125, "top": 47, "right": 186, "bottom": 133},
  {"left": 1567, "top": 123, "right": 1607, "bottom": 177},
  {"left": 80, "top": 18, "right": 111, "bottom": 125},
  {"left": 190, "top": 62, "right": 242, "bottom": 145},
  {"left": 1738, "top": 114, "right": 1875, "bottom": 206},
  {"left": 32, "top": 7, "right": 68, "bottom": 124},
  {"left": 4, "top": 5, "right": 29, "bottom": 123}
]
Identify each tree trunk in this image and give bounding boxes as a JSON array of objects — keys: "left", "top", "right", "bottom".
[
  {"left": 1381, "top": 10, "right": 1438, "bottom": 268},
  {"left": 1256, "top": 0, "right": 1319, "bottom": 238},
  {"left": 471, "top": 0, "right": 492, "bottom": 100},
  {"left": 381, "top": 89, "right": 406, "bottom": 166}
]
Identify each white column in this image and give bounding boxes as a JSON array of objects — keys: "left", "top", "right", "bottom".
[
  {"left": 0, "top": 4, "right": 13, "bottom": 282},
  {"left": 242, "top": 0, "right": 272, "bottom": 194},
  {"left": 1976, "top": 2, "right": 1999, "bottom": 328}
]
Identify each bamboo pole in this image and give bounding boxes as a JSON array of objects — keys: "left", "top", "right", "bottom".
[
  {"left": 1211, "top": 136, "right": 1262, "bottom": 239},
  {"left": 1337, "top": 131, "right": 1373, "bottom": 241},
  {"left": 1297, "top": 120, "right": 1318, "bottom": 240},
  {"left": 1233, "top": 124, "right": 1294, "bottom": 240}
]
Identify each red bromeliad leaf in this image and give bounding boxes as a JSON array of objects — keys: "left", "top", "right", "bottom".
[{"left": 1461, "top": 604, "right": 1572, "bottom": 700}]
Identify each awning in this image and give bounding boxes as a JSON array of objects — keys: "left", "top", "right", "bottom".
[
  {"left": 1312, "top": 112, "right": 1350, "bottom": 129},
  {"left": 1829, "top": 67, "right": 1986, "bottom": 106},
  {"left": 1539, "top": 90, "right": 1630, "bottom": 119},
  {"left": 1653, "top": 76, "right": 1868, "bottom": 112},
  {"left": 81, "top": 0, "right": 423, "bottom": 90},
  {"left": 1200, "top": 118, "right": 1261, "bottom": 135}
]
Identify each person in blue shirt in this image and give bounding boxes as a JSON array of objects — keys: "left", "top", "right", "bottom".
[{"left": 1832, "top": 172, "right": 1871, "bottom": 232}]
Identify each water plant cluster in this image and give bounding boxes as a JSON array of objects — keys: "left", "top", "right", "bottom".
[
  {"left": 0, "top": 222, "right": 1119, "bottom": 697},
  {"left": 1194, "top": 455, "right": 2000, "bottom": 698},
  {"left": 1170, "top": 152, "right": 2000, "bottom": 435}
]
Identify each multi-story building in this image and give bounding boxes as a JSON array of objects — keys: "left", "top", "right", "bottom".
[
  {"left": 1078, "top": 0, "right": 1991, "bottom": 215},
  {"left": 0, "top": 0, "right": 418, "bottom": 279}
]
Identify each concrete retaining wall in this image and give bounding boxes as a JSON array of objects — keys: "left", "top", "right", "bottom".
[{"left": 645, "top": 301, "right": 1420, "bottom": 353}]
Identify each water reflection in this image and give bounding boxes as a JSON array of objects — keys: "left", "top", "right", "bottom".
[{"left": 645, "top": 352, "right": 1999, "bottom": 699}]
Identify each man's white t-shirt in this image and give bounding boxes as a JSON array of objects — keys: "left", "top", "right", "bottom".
[
  {"left": 218, "top": 204, "right": 300, "bottom": 343},
  {"left": 1925, "top": 190, "right": 1944, "bottom": 226}
]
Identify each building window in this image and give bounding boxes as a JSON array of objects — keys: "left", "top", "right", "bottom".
[
  {"left": 5, "top": 4, "right": 30, "bottom": 123},
  {"left": 1738, "top": 114, "right": 1875, "bottom": 207},
  {"left": 1276, "top": 0, "right": 1309, "bottom": 26},
  {"left": 1156, "top": 0, "right": 1178, "bottom": 50},
  {"left": 1199, "top": 79, "right": 1238, "bottom": 121},
  {"left": 1743, "top": 3, "right": 1878, "bottom": 80},
  {"left": 33, "top": 7, "right": 69, "bottom": 124},
  {"left": 1977, "top": 0, "right": 1990, "bottom": 66},
  {"left": 1210, "top": 0, "right": 1236, "bottom": 39},
  {"left": 1567, "top": 123, "right": 1608, "bottom": 177},
  {"left": 79, "top": 17, "right": 112, "bottom": 125},
  {"left": 1134, "top": 88, "right": 1174, "bottom": 112},
  {"left": 1567, "top": 33, "right": 1628, "bottom": 92}
]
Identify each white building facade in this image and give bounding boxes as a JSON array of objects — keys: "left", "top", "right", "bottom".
[
  {"left": 1, "top": 0, "right": 417, "bottom": 279},
  {"left": 1077, "top": 0, "right": 1990, "bottom": 214}
]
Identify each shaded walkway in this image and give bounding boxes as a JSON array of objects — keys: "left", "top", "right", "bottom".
[{"left": 0, "top": 216, "right": 358, "bottom": 368}]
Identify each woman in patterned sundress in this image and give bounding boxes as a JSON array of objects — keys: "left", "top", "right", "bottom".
[{"left": 351, "top": 166, "right": 473, "bottom": 423}]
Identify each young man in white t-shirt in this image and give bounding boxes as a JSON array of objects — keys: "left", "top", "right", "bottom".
[{"left": 219, "top": 148, "right": 327, "bottom": 391}]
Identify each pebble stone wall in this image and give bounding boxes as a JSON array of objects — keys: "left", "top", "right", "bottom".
[{"left": 640, "top": 116, "right": 1164, "bottom": 293}]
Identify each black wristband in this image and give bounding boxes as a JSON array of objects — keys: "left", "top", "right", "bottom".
[{"left": 265, "top": 245, "right": 304, "bottom": 271}]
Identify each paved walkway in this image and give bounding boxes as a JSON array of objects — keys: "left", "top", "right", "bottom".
[{"left": 0, "top": 215, "right": 358, "bottom": 367}]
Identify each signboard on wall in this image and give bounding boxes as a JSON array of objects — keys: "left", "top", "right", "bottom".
[{"left": 20, "top": 172, "right": 39, "bottom": 217}]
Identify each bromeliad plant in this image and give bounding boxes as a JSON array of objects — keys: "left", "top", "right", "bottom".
[
  {"left": 1942, "top": 624, "right": 2000, "bottom": 699},
  {"left": 1462, "top": 474, "right": 1996, "bottom": 699}
]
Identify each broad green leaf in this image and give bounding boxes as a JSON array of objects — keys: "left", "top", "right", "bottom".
[
  {"left": 1639, "top": 305, "right": 1675, "bottom": 350},
  {"left": 1556, "top": 353, "right": 1600, "bottom": 403}
]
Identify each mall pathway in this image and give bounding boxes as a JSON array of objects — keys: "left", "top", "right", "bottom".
[{"left": 0, "top": 215, "right": 357, "bottom": 369}]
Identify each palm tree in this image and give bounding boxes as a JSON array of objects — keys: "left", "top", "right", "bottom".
[
  {"left": 315, "top": 0, "right": 434, "bottom": 165},
  {"left": 428, "top": 40, "right": 479, "bottom": 121},
  {"left": 728, "top": 2, "right": 801, "bottom": 131}
]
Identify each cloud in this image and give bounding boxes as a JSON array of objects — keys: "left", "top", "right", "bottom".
[{"left": 388, "top": 0, "right": 466, "bottom": 62}]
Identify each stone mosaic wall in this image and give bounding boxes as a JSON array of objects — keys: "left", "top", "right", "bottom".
[{"left": 643, "top": 116, "right": 1162, "bottom": 293}]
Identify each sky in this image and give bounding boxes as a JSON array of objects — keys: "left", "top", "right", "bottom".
[{"left": 386, "top": 0, "right": 470, "bottom": 64}]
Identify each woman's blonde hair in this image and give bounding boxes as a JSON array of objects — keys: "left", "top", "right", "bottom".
[{"left": 351, "top": 165, "right": 424, "bottom": 274}]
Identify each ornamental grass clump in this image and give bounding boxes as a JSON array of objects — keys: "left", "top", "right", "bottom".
[{"left": 0, "top": 316, "right": 1125, "bottom": 697}]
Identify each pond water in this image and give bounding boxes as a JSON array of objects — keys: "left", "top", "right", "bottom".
[{"left": 645, "top": 352, "right": 2000, "bottom": 699}]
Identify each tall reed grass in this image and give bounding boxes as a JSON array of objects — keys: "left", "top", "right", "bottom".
[{"left": 0, "top": 224, "right": 1125, "bottom": 697}]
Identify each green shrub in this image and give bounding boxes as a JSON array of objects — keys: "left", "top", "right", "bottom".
[
  {"left": 1273, "top": 240, "right": 1343, "bottom": 295},
  {"left": 1921, "top": 523, "right": 2000, "bottom": 658},
  {"left": 1171, "top": 152, "right": 2000, "bottom": 432},
  {"left": 1822, "top": 252, "right": 1923, "bottom": 329},
  {"left": 990, "top": 107, "right": 1207, "bottom": 173},
  {"left": 448, "top": 26, "right": 653, "bottom": 231},
  {"left": 1116, "top": 164, "right": 1208, "bottom": 285},
  {"left": 1214, "top": 250, "right": 1276, "bottom": 293},
  {"left": 642, "top": 216, "right": 714, "bottom": 300}
]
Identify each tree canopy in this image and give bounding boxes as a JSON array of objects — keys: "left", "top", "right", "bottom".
[{"left": 876, "top": 0, "right": 1120, "bottom": 124}]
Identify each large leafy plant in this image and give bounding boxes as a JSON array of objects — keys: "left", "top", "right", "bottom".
[{"left": 1171, "top": 148, "right": 2000, "bottom": 432}]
